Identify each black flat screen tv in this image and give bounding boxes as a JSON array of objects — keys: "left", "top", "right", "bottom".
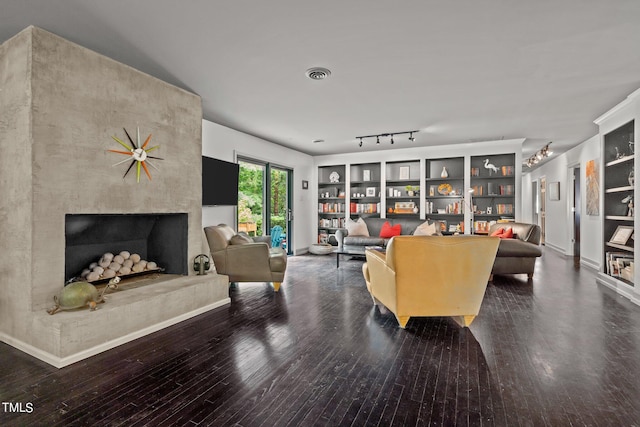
[{"left": 202, "top": 156, "right": 239, "bottom": 206}]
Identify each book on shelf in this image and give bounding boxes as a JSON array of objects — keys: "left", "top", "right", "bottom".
[
  {"left": 318, "top": 217, "right": 345, "bottom": 229},
  {"left": 350, "top": 202, "right": 380, "bottom": 214},
  {"left": 318, "top": 202, "right": 344, "bottom": 213},
  {"left": 499, "top": 184, "right": 514, "bottom": 196},
  {"left": 500, "top": 166, "right": 514, "bottom": 176},
  {"left": 496, "top": 204, "right": 513, "bottom": 215},
  {"left": 474, "top": 220, "right": 497, "bottom": 233}
]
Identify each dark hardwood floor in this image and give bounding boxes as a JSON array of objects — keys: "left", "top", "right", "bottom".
[{"left": 1, "top": 247, "right": 640, "bottom": 426}]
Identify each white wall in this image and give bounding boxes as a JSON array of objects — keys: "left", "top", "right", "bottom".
[
  {"left": 522, "top": 135, "right": 601, "bottom": 268},
  {"left": 201, "top": 120, "right": 315, "bottom": 254}
]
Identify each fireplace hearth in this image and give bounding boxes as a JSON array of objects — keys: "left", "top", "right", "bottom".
[{"left": 65, "top": 213, "right": 188, "bottom": 282}]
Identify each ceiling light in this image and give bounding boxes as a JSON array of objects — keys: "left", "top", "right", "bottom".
[
  {"left": 305, "top": 67, "right": 331, "bottom": 80},
  {"left": 356, "top": 130, "right": 419, "bottom": 148},
  {"left": 525, "top": 142, "right": 553, "bottom": 167}
]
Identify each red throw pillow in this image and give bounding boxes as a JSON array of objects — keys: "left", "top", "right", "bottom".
[
  {"left": 380, "top": 221, "right": 402, "bottom": 238},
  {"left": 490, "top": 227, "right": 505, "bottom": 237},
  {"left": 500, "top": 227, "right": 514, "bottom": 239}
]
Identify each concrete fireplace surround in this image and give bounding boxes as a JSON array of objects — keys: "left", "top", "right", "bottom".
[{"left": 0, "top": 27, "right": 230, "bottom": 367}]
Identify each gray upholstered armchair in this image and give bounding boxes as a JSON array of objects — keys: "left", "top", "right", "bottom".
[{"left": 204, "top": 224, "right": 287, "bottom": 291}]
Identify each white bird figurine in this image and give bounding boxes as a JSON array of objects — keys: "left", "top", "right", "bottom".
[{"left": 484, "top": 159, "right": 499, "bottom": 175}]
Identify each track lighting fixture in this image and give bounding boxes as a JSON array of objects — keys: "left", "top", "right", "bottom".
[
  {"left": 356, "top": 130, "right": 419, "bottom": 147},
  {"left": 525, "top": 142, "right": 553, "bottom": 167}
]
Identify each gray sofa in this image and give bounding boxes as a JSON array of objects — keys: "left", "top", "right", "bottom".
[
  {"left": 335, "top": 217, "right": 441, "bottom": 251},
  {"left": 488, "top": 222, "right": 542, "bottom": 280},
  {"left": 336, "top": 217, "right": 542, "bottom": 281}
]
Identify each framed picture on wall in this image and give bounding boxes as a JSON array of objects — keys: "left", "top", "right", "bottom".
[
  {"left": 399, "top": 166, "right": 410, "bottom": 180},
  {"left": 366, "top": 187, "right": 376, "bottom": 197},
  {"left": 363, "top": 169, "right": 371, "bottom": 181},
  {"left": 549, "top": 182, "right": 560, "bottom": 200}
]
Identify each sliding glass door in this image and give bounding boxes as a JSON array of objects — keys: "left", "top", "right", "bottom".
[{"left": 238, "top": 157, "right": 293, "bottom": 254}]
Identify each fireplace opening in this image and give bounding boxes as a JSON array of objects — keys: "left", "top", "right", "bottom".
[{"left": 65, "top": 213, "right": 188, "bottom": 282}]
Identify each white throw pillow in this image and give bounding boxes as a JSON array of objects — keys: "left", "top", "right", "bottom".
[
  {"left": 413, "top": 221, "right": 438, "bottom": 236},
  {"left": 345, "top": 217, "right": 370, "bottom": 236}
]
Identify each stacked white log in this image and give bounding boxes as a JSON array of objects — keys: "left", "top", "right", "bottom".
[{"left": 80, "top": 251, "right": 159, "bottom": 282}]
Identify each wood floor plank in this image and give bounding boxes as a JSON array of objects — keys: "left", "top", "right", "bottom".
[{"left": 2, "top": 248, "right": 640, "bottom": 426}]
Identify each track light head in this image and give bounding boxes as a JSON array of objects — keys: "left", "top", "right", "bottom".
[
  {"left": 390, "top": 135, "right": 394, "bottom": 144},
  {"left": 408, "top": 132, "right": 415, "bottom": 142},
  {"left": 376, "top": 136, "right": 380, "bottom": 144}
]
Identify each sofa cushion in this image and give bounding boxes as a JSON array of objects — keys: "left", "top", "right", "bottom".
[
  {"left": 500, "top": 227, "right": 514, "bottom": 239},
  {"left": 496, "top": 238, "right": 542, "bottom": 257},
  {"left": 490, "top": 227, "right": 505, "bottom": 237},
  {"left": 380, "top": 221, "right": 402, "bottom": 238},
  {"left": 488, "top": 222, "right": 541, "bottom": 245},
  {"left": 413, "top": 221, "right": 438, "bottom": 236},
  {"left": 346, "top": 217, "right": 370, "bottom": 236},
  {"left": 230, "top": 234, "right": 253, "bottom": 245}
]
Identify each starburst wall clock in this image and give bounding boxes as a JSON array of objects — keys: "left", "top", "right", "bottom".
[{"left": 108, "top": 127, "right": 163, "bottom": 182}]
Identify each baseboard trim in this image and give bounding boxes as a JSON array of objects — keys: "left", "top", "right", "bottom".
[
  {"left": 0, "top": 298, "right": 231, "bottom": 369},
  {"left": 543, "top": 242, "right": 565, "bottom": 255},
  {"left": 596, "top": 273, "right": 638, "bottom": 306},
  {"left": 580, "top": 257, "right": 600, "bottom": 271}
]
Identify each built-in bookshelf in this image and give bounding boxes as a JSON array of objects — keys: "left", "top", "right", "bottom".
[
  {"left": 349, "top": 163, "right": 381, "bottom": 219},
  {"left": 318, "top": 165, "right": 346, "bottom": 244},
  {"left": 425, "top": 157, "right": 465, "bottom": 234},
  {"left": 316, "top": 151, "right": 519, "bottom": 238},
  {"left": 602, "top": 120, "right": 634, "bottom": 285},
  {"left": 385, "top": 160, "right": 420, "bottom": 218},
  {"left": 470, "top": 154, "right": 516, "bottom": 234}
]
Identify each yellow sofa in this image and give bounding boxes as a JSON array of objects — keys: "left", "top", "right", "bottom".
[{"left": 362, "top": 235, "right": 499, "bottom": 328}]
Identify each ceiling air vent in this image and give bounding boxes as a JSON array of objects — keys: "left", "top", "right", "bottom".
[{"left": 305, "top": 67, "right": 331, "bottom": 80}]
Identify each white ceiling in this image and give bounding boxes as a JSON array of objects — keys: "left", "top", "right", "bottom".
[{"left": 2, "top": 0, "right": 640, "bottom": 163}]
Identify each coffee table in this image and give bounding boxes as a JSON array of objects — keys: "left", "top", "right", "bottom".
[{"left": 334, "top": 246, "right": 384, "bottom": 268}]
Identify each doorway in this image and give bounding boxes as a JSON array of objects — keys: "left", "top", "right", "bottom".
[
  {"left": 573, "top": 167, "right": 581, "bottom": 258},
  {"left": 539, "top": 177, "right": 546, "bottom": 245},
  {"left": 531, "top": 180, "right": 539, "bottom": 227},
  {"left": 237, "top": 157, "right": 293, "bottom": 255}
]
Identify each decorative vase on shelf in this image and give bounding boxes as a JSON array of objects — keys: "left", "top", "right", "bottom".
[
  {"left": 629, "top": 169, "right": 635, "bottom": 186},
  {"left": 441, "top": 166, "right": 449, "bottom": 178}
]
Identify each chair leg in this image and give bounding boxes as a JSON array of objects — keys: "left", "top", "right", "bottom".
[
  {"left": 395, "top": 315, "right": 410, "bottom": 329},
  {"left": 272, "top": 282, "right": 281, "bottom": 292},
  {"left": 452, "top": 315, "right": 476, "bottom": 327}
]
